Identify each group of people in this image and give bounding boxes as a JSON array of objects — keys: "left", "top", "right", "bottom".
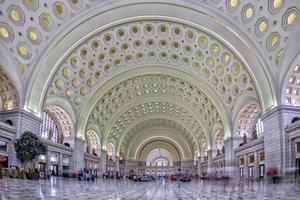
[
  {"left": 79, "top": 168, "right": 95, "bottom": 181},
  {"left": 0, "top": 166, "right": 40, "bottom": 179}
]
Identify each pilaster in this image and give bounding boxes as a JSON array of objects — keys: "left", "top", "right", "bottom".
[
  {"left": 100, "top": 150, "right": 107, "bottom": 176},
  {"left": 115, "top": 156, "right": 120, "bottom": 173},
  {"left": 72, "top": 137, "right": 85, "bottom": 171},
  {"left": 207, "top": 149, "right": 213, "bottom": 173},
  {"left": 261, "top": 105, "right": 300, "bottom": 174}
]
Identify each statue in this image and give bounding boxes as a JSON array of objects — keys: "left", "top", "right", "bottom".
[
  {"left": 252, "top": 129, "right": 258, "bottom": 139},
  {"left": 48, "top": 128, "right": 53, "bottom": 140},
  {"left": 243, "top": 133, "right": 247, "bottom": 144}
]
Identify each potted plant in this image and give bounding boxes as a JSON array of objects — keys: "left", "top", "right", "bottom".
[{"left": 14, "top": 131, "right": 47, "bottom": 179}]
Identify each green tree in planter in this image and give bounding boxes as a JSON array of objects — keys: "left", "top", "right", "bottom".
[{"left": 14, "top": 131, "right": 47, "bottom": 169}]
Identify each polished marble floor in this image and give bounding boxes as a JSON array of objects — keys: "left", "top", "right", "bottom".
[{"left": 0, "top": 177, "right": 300, "bottom": 200}]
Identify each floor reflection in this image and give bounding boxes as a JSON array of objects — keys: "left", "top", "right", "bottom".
[{"left": 0, "top": 177, "right": 299, "bottom": 199}]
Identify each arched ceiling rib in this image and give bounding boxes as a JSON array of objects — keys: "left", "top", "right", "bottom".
[
  {"left": 1, "top": 0, "right": 298, "bottom": 81},
  {"left": 46, "top": 20, "right": 256, "bottom": 114},
  {"left": 23, "top": 0, "right": 277, "bottom": 120}
]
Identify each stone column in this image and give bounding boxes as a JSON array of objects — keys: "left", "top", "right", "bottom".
[
  {"left": 197, "top": 156, "right": 201, "bottom": 177},
  {"left": 244, "top": 154, "right": 248, "bottom": 178},
  {"left": 115, "top": 156, "right": 120, "bottom": 172},
  {"left": 8, "top": 140, "right": 19, "bottom": 167},
  {"left": 46, "top": 150, "right": 51, "bottom": 176},
  {"left": 100, "top": 150, "right": 107, "bottom": 176},
  {"left": 207, "top": 150, "right": 213, "bottom": 173},
  {"left": 72, "top": 137, "right": 85, "bottom": 171},
  {"left": 254, "top": 151, "right": 259, "bottom": 178},
  {"left": 224, "top": 137, "right": 234, "bottom": 177},
  {"left": 289, "top": 139, "right": 296, "bottom": 173},
  {"left": 58, "top": 154, "right": 63, "bottom": 176}
]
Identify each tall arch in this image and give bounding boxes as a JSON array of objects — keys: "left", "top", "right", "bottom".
[
  {"left": 139, "top": 141, "right": 180, "bottom": 163},
  {"left": 25, "top": 0, "right": 275, "bottom": 134},
  {"left": 107, "top": 142, "right": 116, "bottom": 161},
  {"left": 146, "top": 148, "right": 174, "bottom": 166},
  {"left": 234, "top": 102, "right": 261, "bottom": 137},
  {"left": 86, "top": 129, "right": 101, "bottom": 154},
  {"left": 42, "top": 105, "right": 75, "bottom": 138}
]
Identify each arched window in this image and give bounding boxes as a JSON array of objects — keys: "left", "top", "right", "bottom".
[
  {"left": 146, "top": 148, "right": 173, "bottom": 167},
  {"left": 107, "top": 143, "right": 115, "bottom": 161},
  {"left": 39, "top": 111, "right": 59, "bottom": 143},
  {"left": 86, "top": 130, "right": 100, "bottom": 155},
  {"left": 213, "top": 130, "right": 224, "bottom": 157},
  {"left": 255, "top": 118, "right": 264, "bottom": 135},
  {"left": 235, "top": 103, "right": 261, "bottom": 136}
]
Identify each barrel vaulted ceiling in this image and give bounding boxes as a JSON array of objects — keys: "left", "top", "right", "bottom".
[{"left": 0, "top": 0, "right": 300, "bottom": 154}]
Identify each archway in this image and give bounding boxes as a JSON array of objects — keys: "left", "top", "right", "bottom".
[
  {"left": 86, "top": 129, "right": 101, "bottom": 156},
  {"left": 0, "top": 67, "right": 19, "bottom": 111},
  {"left": 138, "top": 140, "right": 181, "bottom": 176}
]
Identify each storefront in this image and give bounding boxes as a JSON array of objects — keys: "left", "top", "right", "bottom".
[
  {"left": 50, "top": 153, "right": 59, "bottom": 176},
  {"left": 38, "top": 155, "right": 46, "bottom": 172},
  {"left": 0, "top": 140, "right": 8, "bottom": 168}
]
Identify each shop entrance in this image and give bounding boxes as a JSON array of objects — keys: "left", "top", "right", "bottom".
[
  {"left": 50, "top": 165, "right": 58, "bottom": 176},
  {"left": 0, "top": 156, "right": 8, "bottom": 168},
  {"left": 38, "top": 163, "right": 46, "bottom": 172}
]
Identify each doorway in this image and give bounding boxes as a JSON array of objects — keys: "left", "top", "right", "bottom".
[
  {"left": 0, "top": 156, "right": 8, "bottom": 168},
  {"left": 296, "top": 158, "right": 300, "bottom": 176},
  {"left": 50, "top": 165, "right": 58, "bottom": 176},
  {"left": 259, "top": 164, "right": 265, "bottom": 178}
]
